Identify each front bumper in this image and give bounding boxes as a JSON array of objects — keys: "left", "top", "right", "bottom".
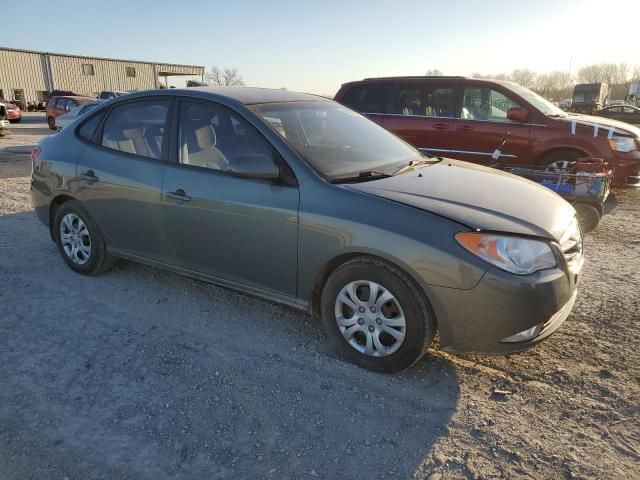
[
  {"left": 607, "top": 152, "right": 640, "bottom": 187},
  {"left": 7, "top": 110, "right": 21, "bottom": 120},
  {"left": 427, "top": 262, "right": 580, "bottom": 354}
]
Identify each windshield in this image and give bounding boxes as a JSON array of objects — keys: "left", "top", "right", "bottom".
[
  {"left": 504, "top": 83, "right": 567, "bottom": 117},
  {"left": 250, "top": 101, "right": 421, "bottom": 180}
]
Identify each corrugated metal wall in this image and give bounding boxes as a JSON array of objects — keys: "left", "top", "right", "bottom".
[
  {"left": 0, "top": 48, "right": 204, "bottom": 102},
  {"left": 49, "top": 56, "right": 156, "bottom": 95},
  {"left": 0, "top": 49, "right": 49, "bottom": 102}
]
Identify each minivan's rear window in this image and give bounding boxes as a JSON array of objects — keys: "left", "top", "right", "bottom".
[{"left": 340, "top": 83, "right": 390, "bottom": 114}]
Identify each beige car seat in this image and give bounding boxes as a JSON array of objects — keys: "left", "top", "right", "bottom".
[{"left": 182, "top": 123, "right": 229, "bottom": 171}]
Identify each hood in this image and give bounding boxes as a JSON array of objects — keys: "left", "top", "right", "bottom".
[
  {"left": 557, "top": 114, "right": 640, "bottom": 138},
  {"left": 347, "top": 159, "right": 576, "bottom": 241}
]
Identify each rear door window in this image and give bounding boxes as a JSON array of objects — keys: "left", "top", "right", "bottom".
[
  {"left": 340, "top": 83, "right": 390, "bottom": 114},
  {"left": 100, "top": 100, "right": 170, "bottom": 160},
  {"left": 394, "top": 84, "right": 456, "bottom": 117}
]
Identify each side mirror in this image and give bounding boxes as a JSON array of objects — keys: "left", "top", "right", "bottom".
[
  {"left": 507, "top": 107, "right": 528, "bottom": 122},
  {"left": 228, "top": 153, "right": 280, "bottom": 180}
]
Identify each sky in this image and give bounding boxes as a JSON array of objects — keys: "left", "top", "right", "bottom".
[{"left": 2, "top": 0, "right": 638, "bottom": 95}]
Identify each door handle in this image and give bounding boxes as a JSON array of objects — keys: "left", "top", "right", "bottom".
[
  {"left": 456, "top": 125, "right": 473, "bottom": 132},
  {"left": 433, "top": 123, "right": 450, "bottom": 130},
  {"left": 166, "top": 189, "right": 191, "bottom": 203},
  {"left": 80, "top": 170, "right": 99, "bottom": 184}
]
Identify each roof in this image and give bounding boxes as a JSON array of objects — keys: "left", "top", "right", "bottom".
[
  {"left": 362, "top": 76, "right": 466, "bottom": 81},
  {"left": 181, "top": 87, "right": 327, "bottom": 105},
  {"left": 0, "top": 46, "right": 204, "bottom": 72}
]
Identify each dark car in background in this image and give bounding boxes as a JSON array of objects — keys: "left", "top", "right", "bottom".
[
  {"left": 335, "top": 76, "right": 640, "bottom": 186},
  {"left": 46, "top": 96, "right": 95, "bottom": 130},
  {"left": 594, "top": 105, "right": 640, "bottom": 125},
  {"left": 31, "top": 87, "right": 583, "bottom": 372}
]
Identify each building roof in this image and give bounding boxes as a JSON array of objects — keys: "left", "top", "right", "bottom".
[{"left": 0, "top": 46, "right": 204, "bottom": 73}]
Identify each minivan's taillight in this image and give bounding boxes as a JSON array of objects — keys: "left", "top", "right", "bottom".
[{"left": 31, "top": 146, "right": 41, "bottom": 174}]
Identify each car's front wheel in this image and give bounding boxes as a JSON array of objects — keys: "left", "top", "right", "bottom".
[
  {"left": 53, "top": 200, "right": 116, "bottom": 275},
  {"left": 320, "top": 257, "right": 436, "bottom": 372}
]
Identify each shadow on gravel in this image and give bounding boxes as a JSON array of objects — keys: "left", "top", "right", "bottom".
[{"left": 0, "top": 210, "right": 460, "bottom": 480}]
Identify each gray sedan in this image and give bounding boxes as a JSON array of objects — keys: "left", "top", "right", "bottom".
[
  {"left": 31, "top": 87, "right": 583, "bottom": 372},
  {"left": 55, "top": 100, "right": 104, "bottom": 131}
]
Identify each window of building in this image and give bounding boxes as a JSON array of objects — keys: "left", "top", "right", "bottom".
[
  {"left": 101, "top": 100, "right": 170, "bottom": 160},
  {"left": 82, "top": 63, "right": 95, "bottom": 76},
  {"left": 460, "top": 87, "right": 521, "bottom": 122},
  {"left": 126, "top": 67, "right": 136, "bottom": 78}
]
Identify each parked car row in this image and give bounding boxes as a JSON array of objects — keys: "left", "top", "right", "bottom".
[{"left": 334, "top": 76, "right": 640, "bottom": 187}]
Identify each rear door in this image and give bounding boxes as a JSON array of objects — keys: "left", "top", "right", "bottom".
[
  {"left": 382, "top": 80, "right": 457, "bottom": 154},
  {"left": 449, "top": 85, "right": 531, "bottom": 165},
  {"left": 76, "top": 98, "right": 172, "bottom": 261},
  {"left": 162, "top": 98, "right": 299, "bottom": 298},
  {"left": 337, "top": 82, "right": 392, "bottom": 126}
]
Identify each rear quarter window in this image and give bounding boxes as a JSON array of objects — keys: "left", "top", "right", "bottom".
[
  {"left": 340, "top": 83, "right": 390, "bottom": 114},
  {"left": 77, "top": 111, "right": 106, "bottom": 142}
]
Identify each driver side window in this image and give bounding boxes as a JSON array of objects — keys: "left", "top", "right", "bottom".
[
  {"left": 460, "top": 87, "right": 521, "bottom": 122},
  {"left": 178, "top": 100, "right": 273, "bottom": 172}
]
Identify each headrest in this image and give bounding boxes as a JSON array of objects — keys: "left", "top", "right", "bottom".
[
  {"left": 123, "top": 127, "right": 145, "bottom": 139},
  {"left": 194, "top": 124, "right": 216, "bottom": 149}
]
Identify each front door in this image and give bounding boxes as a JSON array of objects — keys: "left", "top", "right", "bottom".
[
  {"left": 449, "top": 85, "right": 531, "bottom": 165},
  {"left": 76, "top": 98, "right": 172, "bottom": 261},
  {"left": 162, "top": 99, "right": 299, "bottom": 298},
  {"left": 382, "top": 81, "right": 457, "bottom": 155}
]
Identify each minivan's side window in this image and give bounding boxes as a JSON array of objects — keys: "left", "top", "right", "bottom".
[
  {"left": 100, "top": 100, "right": 170, "bottom": 160},
  {"left": 460, "top": 87, "right": 521, "bottom": 122},
  {"left": 340, "top": 83, "right": 390, "bottom": 114},
  {"left": 178, "top": 100, "right": 273, "bottom": 172},
  {"left": 78, "top": 111, "right": 106, "bottom": 142},
  {"left": 395, "top": 84, "right": 456, "bottom": 117}
]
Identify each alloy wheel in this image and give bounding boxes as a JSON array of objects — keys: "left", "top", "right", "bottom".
[
  {"left": 546, "top": 160, "right": 573, "bottom": 173},
  {"left": 334, "top": 280, "right": 406, "bottom": 357},
  {"left": 59, "top": 213, "right": 92, "bottom": 265}
]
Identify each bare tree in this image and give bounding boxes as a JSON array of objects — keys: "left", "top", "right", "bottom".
[
  {"left": 425, "top": 69, "right": 444, "bottom": 76},
  {"left": 204, "top": 66, "right": 246, "bottom": 86},
  {"left": 511, "top": 69, "right": 537, "bottom": 89}
]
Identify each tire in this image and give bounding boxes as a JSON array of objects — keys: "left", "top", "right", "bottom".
[
  {"left": 573, "top": 203, "right": 600, "bottom": 233},
  {"left": 543, "top": 150, "right": 583, "bottom": 173},
  {"left": 47, "top": 116, "right": 56, "bottom": 130},
  {"left": 53, "top": 200, "right": 116, "bottom": 275},
  {"left": 320, "top": 256, "right": 436, "bottom": 373},
  {"left": 9, "top": 118, "right": 21, "bottom": 124}
]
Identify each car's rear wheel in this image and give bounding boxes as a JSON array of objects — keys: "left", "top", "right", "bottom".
[
  {"left": 9, "top": 118, "right": 21, "bottom": 124},
  {"left": 574, "top": 202, "right": 601, "bottom": 233},
  {"left": 53, "top": 200, "right": 116, "bottom": 275},
  {"left": 47, "top": 116, "right": 56, "bottom": 130},
  {"left": 320, "top": 257, "right": 436, "bottom": 372}
]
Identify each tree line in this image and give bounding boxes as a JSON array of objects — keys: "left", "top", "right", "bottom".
[{"left": 426, "top": 63, "right": 640, "bottom": 101}]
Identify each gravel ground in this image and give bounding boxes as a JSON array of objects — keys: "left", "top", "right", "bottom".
[{"left": 0, "top": 124, "right": 638, "bottom": 479}]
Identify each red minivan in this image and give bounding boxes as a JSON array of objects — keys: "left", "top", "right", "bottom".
[
  {"left": 46, "top": 96, "right": 93, "bottom": 131},
  {"left": 335, "top": 77, "right": 640, "bottom": 187}
]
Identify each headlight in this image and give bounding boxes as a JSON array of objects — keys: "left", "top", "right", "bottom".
[
  {"left": 608, "top": 136, "right": 637, "bottom": 153},
  {"left": 455, "top": 233, "right": 557, "bottom": 275}
]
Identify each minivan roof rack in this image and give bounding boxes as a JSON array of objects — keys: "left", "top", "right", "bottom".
[{"left": 362, "top": 76, "right": 467, "bottom": 81}]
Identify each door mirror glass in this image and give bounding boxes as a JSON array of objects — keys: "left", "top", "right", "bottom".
[
  {"left": 507, "top": 107, "right": 528, "bottom": 122},
  {"left": 228, "top": 153, "right": 280, "bottom": 180}
]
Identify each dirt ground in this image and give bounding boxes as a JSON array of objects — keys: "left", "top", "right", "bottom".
[{"left": 0, "top": 118, "right": 638, "bottom": 479}]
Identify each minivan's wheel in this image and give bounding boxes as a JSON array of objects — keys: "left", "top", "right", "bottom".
[
  {"left": 543, "top": 150, "right": 583, "bottom": 173},
  {"left": 47, "top": 116, "right": 56, "bottom": 130},
  {"left": 320, "top": 257, "right": 436, "bottom": 372},
  {"left": 53, "top": 200, "right": 116, "bottom": 275},
  {"left": 574, "top": 203, "right": 601, "bottom": 233}
]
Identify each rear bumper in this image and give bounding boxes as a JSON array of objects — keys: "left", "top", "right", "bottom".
[{"left": 428, "top": 263, "right": 580, "bottom": 354}]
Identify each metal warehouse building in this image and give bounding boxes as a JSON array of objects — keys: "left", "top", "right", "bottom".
[{"left": 0, "top": 47, "right": 204, "bottom": 103}]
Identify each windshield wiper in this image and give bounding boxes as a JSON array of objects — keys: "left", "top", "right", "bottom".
[
  {"left": 330, "top": 170, "right": 392, "bottom": 184},
  {"left": 393, "top": 157, "right": 441, "bottom": 175}
]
